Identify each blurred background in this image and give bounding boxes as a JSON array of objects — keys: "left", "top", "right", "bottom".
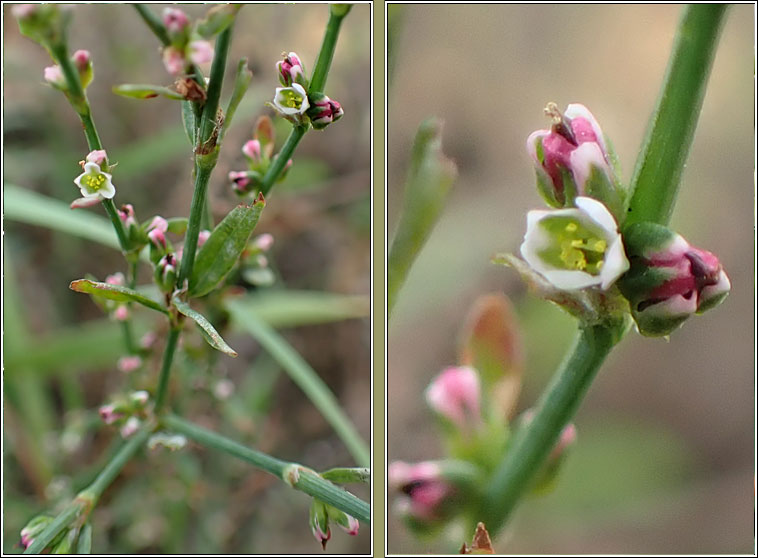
[
  {"left": 387, "top": 4, "right": 754, "bottom": 555},
  {"left": 4, "top": 3, "right": 370, "bottom": 554}
]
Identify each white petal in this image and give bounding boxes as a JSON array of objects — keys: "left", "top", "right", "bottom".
[
  {"left": 565, "top": 103, "right": 607, "bottom": 154},
  {"left": 640, "top": 293, "right": 697, "bottom": 318},
  {"left": 599, "top": 236, "right": 630, "bottom": 289},
  {"left": 569, "top": 143, "right": 608, "bottom": 193},
  {"left": 575, "top": 196, "right": 618, "bottom": 234},
  {"left": 526, "top": 129, "right": 549, "bottom": 164},
  {"left": 542, "top": 269, "right": 600, "bottom": 290}
]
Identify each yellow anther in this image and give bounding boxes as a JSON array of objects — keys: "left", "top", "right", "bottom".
[
  {"left": 565, "top": 222, "right": 578, "bottom": 233},
  {"left": 592, "top": 239, "right": 607, "bottom": 252},
  {"left": 571, "top": 239, "right": 585, "bottom": 248}
]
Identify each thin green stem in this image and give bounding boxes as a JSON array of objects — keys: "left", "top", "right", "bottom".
[
  {"left": 260, "top": 125, "right": 307, "bottom": 196},
  {"left": 624, "top": 4, "right": 727, "bottom": 227},
  {"left": 479, "top": 325, "right": 617, "bottom": 532},
  {"left": 101, "top": 198, "right": 131, "bottom": 254},
  {"left": 309, "top": 9, "right": 348, "bottom": 94},
  {"left": 133, "top": 4, "right": 170, "bottom": 46},
  {"left": 178, "top": 26, "right": 234, "bottom": 285},
  {"left": 154, "top": 328, "right": 181, "bottom": 412},
  {"left": 23, "top": 427, "right": 151, "bottom": 554},
  {"left": 163, "top": 414, "right": 370, "bottom": 523}
]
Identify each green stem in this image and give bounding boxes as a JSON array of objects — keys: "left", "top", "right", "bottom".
[
  {"left": 133, "top": 4, "right": 170, "bottom": 46},
  {"left": 260, "top": 125, "right": 307, "bottom": 196},
  {"left": 154, "top": 328, "right": 181, "bottom": 412},
  {"left": 624, "top": 4, "right": 727, "bottom": 227},
  {"left": 24, "top": 427, "right": 151, "bottom": 554},
  {"left": 178, "top": 26, "right": 233, "bottom": 285},
  {"left": 309, "top": 9, "right": 348, "bottom": 94},
  {"left": 162, "top": 414, "right": 370, "bottom": 523},
  {"left": 479, "top": 325, "right": 617, "bottom": 532},
  {"left": 101, "top": 198, "right": 131, "bottom": 254}
]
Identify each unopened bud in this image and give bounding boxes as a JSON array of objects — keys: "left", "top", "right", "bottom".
[
  {"left": 119, "top": 416, "right": 140, "bottom": 438},
  {"left": 154, "top": 253, "right": 178, "bottom": 293},
  {"left": 307, "top": 93, "right": 344, "bottom": 130},
  {"left": 309, "top": 499, "right": 331, "bottom": 550},
  {"left": 72, "top": 49, "right": 93, "bottom": 89},
  {"left": 425, "top": 366, "right": 482, "bottom": 431},
  {"left": 242, "top": 139, "right": 262, "bottom": 163},
  {"left": 117, "top": 355, "right": 142, "bottom": 373},
  {"left": 99, "top": 404, "right": 123, "bottom": 425},
  {"left": 162, "top": 7, "right": 189, "bottom": 36},
  {"left": 43, "top": 65, "right": 66, "bottom": 90},
  {"left": 188, "top": 40, "right": 214, "bottom": 65},
  {"left": 276, "top": 51, "right": 307, "bottom": 87},
  {"left": 162, "top": 46, "right": 186, "bottom": 76}
]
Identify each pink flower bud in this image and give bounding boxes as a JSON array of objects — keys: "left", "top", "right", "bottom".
[
  {"left": 162, "top": 46, "right": 186, "bottom": 76},
  {"left": 307, "top": 93, "right": 344, "bottom": 130},
  {"left": 242, "top": 139, "right": 262, "bottom": 163},
  {"left": 70, "top": 196, "right": 101, "bottom": 209},
  {"left": 130, "top": 390, "right": 149, "bottom": 406},
  {"left": 425, "top": 366, "right": 482, "bottom": 430},
  {"left": 117, "top": 355, "right": 142, "bottom": 373},
  {"left": 197, "top": 230, "right": 211, "bottom": 248},
  {"left": 113, "top": 304, "right": 129, "bottom": 322},
  {"left": 140, "top": 331, "right": 157, "bottom": 350},
  {"left": 276, "top": 51, "right": 306, "bottom": 87},
  {"left": 118, "top": 204, "right": 138, "bottom": 229},
  {"left": 85, "top": 149, "right": 107, "bottom": 166},
  {"left": 147, "top": 216, "right": 169, "bottom": 250},
  {"left": 43, "top": 65, "right": 65, "bottom": 88},
  {"left": 188, "top": 40, "right": 214, "bottom": 66},
  {"left": 72, "top": 50, "right": 90, "bottom": 71},
  {"left": 388, "top": 461, "right": 453, "bottom": 521},
  {"left": 253, "top": 233, "right": 274, "bottom": 252},
  {"left": 106, "top": 272, "right": 125, "bottom": 286},
  {"left": 162, "top": 7, "right": 189, "bottom": 34},
  {"left": 120, "top": 416, "right": 140, "bottom": 438},
  {"left": 155, "top": 253, "right": 178, "bottom": 292},
  {"left": 99, "top": 404, "right": 123, "bottom": 425}
]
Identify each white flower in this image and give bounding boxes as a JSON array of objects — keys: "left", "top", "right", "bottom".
[
  {"left": 73, "top": 161, "right": 115, "bottom": 199},
  {"left": 272, "top": 83, "right": 309, "bottom": 116},
  {"left": 520, "top": 196, "right": 629, "bottom": 290}
]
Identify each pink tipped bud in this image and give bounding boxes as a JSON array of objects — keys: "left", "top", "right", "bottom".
[
  {"left": 253, "top": 233, "right": 274, "bottom": 252},
  {"left": 43, "top": 65, "right": 66, "bottom": 88},
  {"left": 72, "top": 50, "right": 90, "bottom": 71},
  {"left": 307, "top": 93, "right": 344, "bottom": 130},
  {"left": 85, "top": 149, "right": 107, "bottom": 166},
  {"left": 106, "top": 273, "right": 125, "bottom": 286},
  {"left": 118, "top": 204, "right": 138, "bottom": 229},
  {"left": 388, "top": 461, "right": 453, "bottom": 521},
  {"left": 425, "top": 366, "right": 482, "bottom": 431},
  {"left": 117, "top": 355, "right": 142, "bottom": 373},
  {"left": 99, "top": 404, "right": 123, "bottom": 425},
  {"left": 277, "top": 51, "right": 306, "bottom": 87},
  {"left": 70, "top": 196, "right": 101, "bottom": 209},
  {"left": 130, "top": 390, "right": 149, "bottom": 406},
  {"left": 197, "top": 230, "right": 211, "bottom": 248},
  {"left": 113, "top": 305, "right": 130, "bottom": 322},
  {"left": 188, "top": 40, "right": 214, "bottom": 66},
  {"left": 147, "top": 216, "right": 168, "bottom": 234},
  {"left": 162, "top": 46, "right": 186, "bottom": 76},
  {"left": 120, "top": 416, "right": 140, "bottom": 438},
  {"left": 148, "top": 228, "right": 166, "bottom": 250},
  {"left": 155, "top": 253, "right": 178, "bottom": 292},
  {"left": 242, "top": 139, "right": 262, "bottom": 163},
  {"left": 162, "top": 7, "right": 189, "bottom": 34}
]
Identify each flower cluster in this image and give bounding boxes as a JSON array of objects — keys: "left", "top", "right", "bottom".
[
  {"left": 160, "top": 8, "right": 214, "bottom": 78},
  {"left": 309, "top": 499, "right": 360, "bottom": 550},
  {"left": 227, "top": 116, "right": 292, "bottom": 197},
  {"left": 98, "top": 390, "right": 152, "bottom": 439},
  {"left": 269, "top": 51, "right": 344, "bottom": 129},
  {"left": 514, "top": 102, "right": 729, "bottom": 336}
]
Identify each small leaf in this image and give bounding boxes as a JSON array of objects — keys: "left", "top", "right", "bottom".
[
  {"left": 195, "top": 4, "right": 241, "bottom": 38},
  {"left": 69, "top": 280, "right": 169, "bottom": 315},
  {"left": 172, "top": 295, "right": 237, "bottom": 357},
  {"left": 458, "top": 293, "right": 524, "bottom": 419},
  {"left": 113, "top": 84, "right": 185, "bottom": 100},
  {"left": 220, "top": 58, "right": 253, "bottom": 142},
  {"left": 320, "top": 467, "right": 370, "bottom": 484},
  {"left": 189, "top": 195, "right": 266, "bottom": 298},
  {"left": 181, "top": 101, "right": 196, "bottom": 146}
]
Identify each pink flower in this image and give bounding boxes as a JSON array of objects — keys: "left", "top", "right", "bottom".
[
  {"left": 72, "top": 50, "right": 91, "bottom": 71},
  {"left": 188, "top": 40, "right": 214, "bottom": 65},
  {"left": 242, "top": 139, "right": 262, "bottom": 163},
  {"left": 276, "top": 51, "right": 306, "bottom": 87},
  {"left": 162, "top": 46, "right": 186, "bottom": 76},
  {"left": 43, "top": 65, "right": 65, "bottom": 88},
  {"left": 424, "top": 366, "right": 482, "bottom": 430},
  {"left": 117, "top": 355, "right": 142, "bottom": 373},
  {"left": 99, "top": 404, "right": 123, "bottom": 425},
  {"left": 388, "top": 461, "right": 453, "bottom": 521},
  {"left": 162, "top": 7, "right": 189, "bottom": 34}
]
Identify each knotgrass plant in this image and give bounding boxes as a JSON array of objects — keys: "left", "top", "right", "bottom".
[{"left": 7, "top": 4, "right": 369, "bottom": 553}]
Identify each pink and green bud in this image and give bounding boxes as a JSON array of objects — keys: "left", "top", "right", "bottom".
[
  {"left": 154, "top": 253, "right": 178, "bottom": 292},
  {"left": 325, "top": 504, "right": 360, "bottom": 536},
  {"left": 271, "top": 83, "right": 310, "bottom": 124},
  {"left": 70, "top": 196, "right": 101, "bottom": 209},
  {"left": 188, "top": 40, "right": 214, "bottom": 66},
  {"left": 309, "top": 499, "right": 331, "bottom": 550},
  {"left": 146, "top": 216, "right": 169, "bottom": 256},
  {"left": 162, "top": 46, "right": 186, "bottom": 76},
  {"left": 85, "top": 149, "right": 107, "bottom": 167},
  {"left": 527, "top": 103, "right": 622, "bottom": 217},
  {"left": 120, "top": 416, "right": 141, "bottom": 438},
  {"left": 43, "top": 64, "right": 66, "bottom": 90},
  {"left": 112, "top": 304, "right": 130, "bottom": 322},
  {"left": 253, "top": 233, "right": 274, "bottom": 252},
  {"left": 74, "top": 161, "right": 115, "bottom": 200},
  {"left": 130, "top": 390, "right": 150, "bottom": 406},
  {"left": 276, "top": 51, "right": 307, "bottom": 87},
  {"left": 197, "top": 229, "right": 211, "bottom": 248},
  {"left": 98, "top": 404, "right": 124, "bottom": 425},
  {"left": 19, "top": 515, "right": 54, "bottom": 551},
  {"left": 254, "top": 116, "right": 276, "bottom": 158},
  {"left": 117, "top": 355, "right": 142, "bottom": 373},
  {"left": 162, "top": 7, "right": 189, "bottom": 36},
  {"left": 140, "top": 331, "right": 157, "bottom": 350},
  {"left": 229, "top": 170, "right": 262, "bottom": 196},
  {"left": 520, "top": 196, "right": 629, "bottom": 291},
  {"left": 388, "top": 461, "right": 456, "bottom": 524},
  {"left": 618, "top": 222, "right": 730, "bottom": 336},
  {"left": 307, "top": 93, "right": 344, "bottom": 130},
  {"left": 72, "top": 49, "right": 93, "bottom": 89},
  {"left": 425, "top": 366, "right": 482, "bottom": 431},
  {"left": 242, "top": 139, "right": 262, "bottom": 164}
]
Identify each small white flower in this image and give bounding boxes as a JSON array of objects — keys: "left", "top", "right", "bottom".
[
  {"left": 73, "top": 161, "right": 115, "bottom": 199},
  {"left": 272, "top": 83, "right": 309, "bottom": 116},
  {"left": 520, "top": 196, "right": 629, "bottom": 290}
]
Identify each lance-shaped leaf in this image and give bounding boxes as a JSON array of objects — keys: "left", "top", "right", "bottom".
[
  {"left": 195, "top": 4, "right": 241, "bottom": 38},
  {"left": 113, "top": 84, "right": 185, "bottom": 100},
  {"left": 189, "top": 194, "right": 265, "bottom": 298},
  {"left": 181, "top": 101, "right": 196, "bottom": 145},
  {"left": 320, "top": 467, "right": 371, "bottom": 485},
  {"left": 172, "top": 295, "right": 237, "bottom": 357},
  {"left": 70, "top": 279, "right": 169, "bottom": 315},
  {"left": 220, "top": 58, "right": 253, "bottom": 143},
  {"left": 457, "top": 293, "right": 524, "bottom": 420}
]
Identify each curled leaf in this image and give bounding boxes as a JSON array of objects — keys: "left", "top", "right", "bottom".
[
  {"left": 172, "top": 295, "right": 237, "bottom": 357},
  {"left": 69, "top": 279, "right": 169, "bottom": 315}
]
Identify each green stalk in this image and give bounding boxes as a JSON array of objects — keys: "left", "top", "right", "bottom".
[
  {"left": 259, "top": 125, "right": 307, "bottom": 196},
  {"left": 178, "top": 26, "right": 233, "bottom": 285},
  {"left": 479, "top": 325, "right": 617, "bottom": 531},
  {"left": 162, "top": 414, "right": 370, "bottom": 523},
  {"left": 624, "top": 4, "right": 727, "bottom": 227},
  {"left": 309, "top": 8, "right": 348, "bottom": 94},
  {"left": 133, "top": 4, "right": 170, "bottom": 46},
  {"left": 24, "top": 427, "right": 151, "bottom": 554},
  {"left": 154, "top": 328, "right": 181, "bottom": 412}
]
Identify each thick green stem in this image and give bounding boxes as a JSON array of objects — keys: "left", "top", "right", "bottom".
[
  {"left": 154, "top": 328, "right": 181, "bottom": 412},
  {"left": 479, "top": 325, "right": 617, "bottom": 532},
  {"left": 309, "top": 9, "right": 347, "bottom": 94},
  {"left": 260, "top": 125, "right": 307, "bottom": 196},
  {"left": 23, "top": 427, "right": 151, "bottom": 554},
  {"left": 624, "top": 4, "right": 727, "bottom": 227},
  {"left": 178, "top": 26, "right": 233, "bottom": 285},
  {"left": 162, "top": 414, "right": 370, "bottom": 523}
]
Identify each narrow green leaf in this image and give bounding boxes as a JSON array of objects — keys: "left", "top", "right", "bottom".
[
  {"left": 225, "top": 304, "right": 369, "bottom": 467},
  {"left": 220, "top": 58, "right": 253, "bottom": 142},
  {"left": 226, "top": 291, "right": 370, "bottom": 328},
  {"left": 70, "top": 279, "right": 169, "bottom": 315},
  {"left": 75, "top": 523, "right": 92, "bottom": 554},
  {"left": 189, "top": 195, "right": 266, "bottom": 298},
  {"left": 195, "top": 4, "right": 241, "bottom": 38},
  {"left": 113, "top": 83, "right": 185, "bottom": 100},
  {"left": 387, "top": 118, "right": 457, "bottom": 315},
  {"left": 321, "top": 467, "right": 370, "bottom": 484},
  {"left": 181, "top": 101, "right": 196, "bottom": 146},
  {"left": 172, "top": 296, "right": 238, "bottom": 357}
]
